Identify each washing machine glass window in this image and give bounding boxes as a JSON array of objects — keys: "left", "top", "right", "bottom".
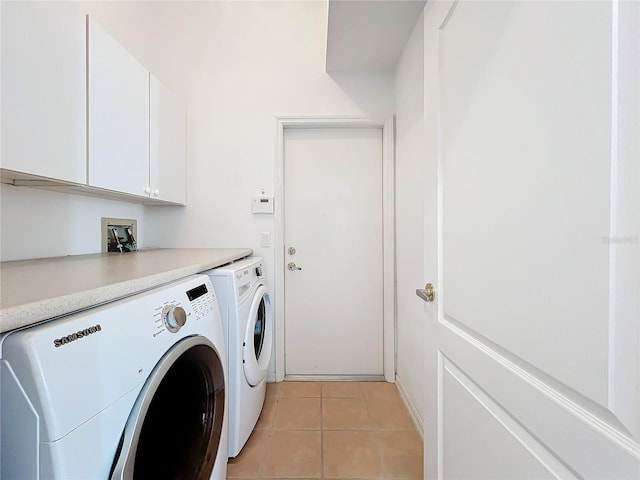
[
  {"left": 243, "top": 284, "right": 273, "bottom": 386},
  {"left": 111, "top": 337, "right": 225, "bottom": 480},
  {"left": 254, "top": 298, "right": 266, "bottom": 359}
]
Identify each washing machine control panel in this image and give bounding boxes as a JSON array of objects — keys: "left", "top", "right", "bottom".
[
  {"left": 162, "top": 305, "right": 187, "bottom": 333},
  {"left": 156, "top": 282, "right": 215, "bottom": 335},
  {"left": 187, "top": 283, "right": 215, "bottom": 321}
]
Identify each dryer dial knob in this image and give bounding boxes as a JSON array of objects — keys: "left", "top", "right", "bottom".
[{"left": 163, "top": 305, "right": 187, "bottom": 333}]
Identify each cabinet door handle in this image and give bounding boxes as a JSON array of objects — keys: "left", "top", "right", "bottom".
[
  {"left": 153, "top": 189, "right": 160, "bottom": 196},
  {"left": 144, "top": 186, "right": 151, "bottom": 194}
]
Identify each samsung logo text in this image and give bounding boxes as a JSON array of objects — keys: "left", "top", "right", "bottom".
[{"left": 54, "top": 324, "right": 102, "bottom": 348}]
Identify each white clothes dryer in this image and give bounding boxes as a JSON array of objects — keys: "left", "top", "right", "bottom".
[
  {"left": 204, "top": 256, "right": 272, "bottom": 458},
  {"left": 0, "top": 274, "right": 228, "bottom": 479}
]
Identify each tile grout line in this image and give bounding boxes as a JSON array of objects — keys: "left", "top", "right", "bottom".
[
  {"left": 261, "top": 387, "right": 278, "bottom": 480},
  {"left": 320, "top": 383, "right": 325, "bottom": 479},
  {"left": 368, "top": 383, "right": 387, "bottom": 480},
  {"left": 242, "top": 381, "right": 421, "bottom": 479},
  {"left": 362, "top": 384, "right": 388, "bottom": 479}
]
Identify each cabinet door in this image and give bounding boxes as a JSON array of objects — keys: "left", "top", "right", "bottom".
[
  {"left": 87, "top": 18, "right": 149, "bottom": 197},
  {"left": 1, "top": 2, "right": 86, "bottom": 184},
  {"left": 149, "top": 75, "right": 187, "bottom": 205}
]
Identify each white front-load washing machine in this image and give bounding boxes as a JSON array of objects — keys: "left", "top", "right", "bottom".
[
  {"left": 203, "top": 256, "right": 272, "bottom": 458},
  {"left": 0, "top": 274, "right": 228, "bottom": 479}
]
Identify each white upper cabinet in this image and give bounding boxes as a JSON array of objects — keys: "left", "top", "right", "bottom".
[
  {"left": 1, "top": 2, "right": 87, "bottom": 184},
  {"left": 87, "top": 18, "right": 150, "bottom": 198},
  {"left": 87, "top": 20, "right": 186, "bottom": 205},
  {"left": 150, "top": 75, "right": 187, "bottom": 205},
  {"left": 2, "top": 8, "right": 187, "bottom": 205}
]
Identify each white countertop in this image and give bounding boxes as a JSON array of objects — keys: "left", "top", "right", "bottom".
[{"left": 0, "top": 248, "right": 252, "bottom": 333}]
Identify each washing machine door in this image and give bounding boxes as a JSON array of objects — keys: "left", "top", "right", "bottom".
[
  {"left": 110, "top": 336, "right": 225, "bottom": 480},
  {"left": 242, "top": 284, "right": 273, "bottom": 386}
]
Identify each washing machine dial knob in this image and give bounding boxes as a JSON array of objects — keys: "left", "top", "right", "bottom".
[{"left": 163, "top": 305, "right": 187, "bottom": 333}]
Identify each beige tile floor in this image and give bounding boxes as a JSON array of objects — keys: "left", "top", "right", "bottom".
[{"left": 227, "top": 381, "right": 423, "bottom": 479}]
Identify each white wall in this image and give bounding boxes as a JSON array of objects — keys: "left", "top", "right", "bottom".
[
  {"left": 77, "top": 0, "right": 395, "bottom": 378},
  {"left": 393, "top": 13, "right": 425, "bottom": 431},
  {"left": 1, "top": 1, "right": 396, "bottom": 381},
  {"left": 1, "top": 2, "right": 398, "bottom": 381},
  {"left": 0, "top": 184, "right": 144, "bottom": 261}
]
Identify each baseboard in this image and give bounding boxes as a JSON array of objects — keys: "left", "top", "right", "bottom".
[
  {"left": 396, "top": 374, "right": 424, "bottom": 439},
  {"left": 284, "top": 374, "right": 385, "bottom": 382},
  {"left": 266, "top": 373, "right": 386, "bottom": 383},
  {"left": 265, "top": 371, "right": 423, "bottom": 439}
]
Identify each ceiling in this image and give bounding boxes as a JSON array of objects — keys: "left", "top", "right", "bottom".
[{"left": 325, "top": 0, "right": 427, "bottom": 72}]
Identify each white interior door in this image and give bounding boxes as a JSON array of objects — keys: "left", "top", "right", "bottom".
[
  {"left": 423, "top": 1, "right": 640, "bottom": 478},
  {"left": 284, "top": 127, "right": 383, "bottom": 377}
]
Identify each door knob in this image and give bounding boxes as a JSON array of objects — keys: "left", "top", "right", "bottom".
[
  {"left": 424, "top": 283, "right": 436, "bottom": 301},
  {"left": 416, "top": 283, "right": 436, "bottom": 302},
  {"left": 287, "top": 262, "right": 302, "bottom": 271}
]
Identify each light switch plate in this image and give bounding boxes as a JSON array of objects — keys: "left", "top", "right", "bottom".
[{"left": 260, "top": 232, "right": 270, "bottom": 247}]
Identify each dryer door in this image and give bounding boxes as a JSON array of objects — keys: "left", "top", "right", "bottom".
[
  {"left": 110, "top": 336, "right": 225, "bottom": 480},
  {"left": 242, "top": 284, "right": 273, "bottom": 386}
]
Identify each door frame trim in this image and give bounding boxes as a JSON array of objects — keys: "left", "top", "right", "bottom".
[{"left": 274, "top": 116, "right": 396, "bottom": 382}]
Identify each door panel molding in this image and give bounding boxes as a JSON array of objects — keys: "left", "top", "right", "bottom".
[
  {"left": 439, "top": 354, "right": 576, "bottom": 479},
  {"left": 274, "top": 116, "right": 395, "bottom": 382},
  {"left": 440, "top": 320, "right": 640, "bottom": 478},
  {"left": 439, "top": 0, "right": 612, "bottom": 406},
  {"left": 608, "top": 0, "right": 640, "bottom": 438}
]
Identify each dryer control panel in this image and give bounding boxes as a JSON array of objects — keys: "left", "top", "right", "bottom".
[{"left": 234, "top": 261, "right": 265, "bottom": 299}]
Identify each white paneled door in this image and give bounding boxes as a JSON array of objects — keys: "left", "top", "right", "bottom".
[
  {"left": 283, "top": 127, "right": 384, "bottom": 377},
  {"left": 423, "top": 1, "right": 639, "bottom": 478}
]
